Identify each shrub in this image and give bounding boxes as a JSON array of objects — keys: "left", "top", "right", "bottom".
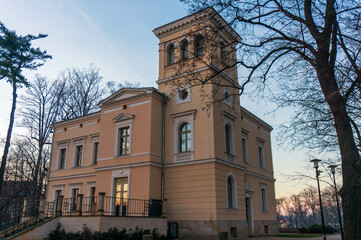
[
  {"left": 45, "top": 224, "right": 171, "bottom": 240},
  {"left": 307, "top": 224, "right": 335, "bottom": 234}
]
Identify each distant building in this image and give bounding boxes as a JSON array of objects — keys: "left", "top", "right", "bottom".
[{"left": 46, "top": 7, "right": 277, "bottom": 239}]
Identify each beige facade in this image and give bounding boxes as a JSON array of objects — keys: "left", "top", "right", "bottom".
[{"left": 46, "top": 7, "right": 277, "bottom": 239}]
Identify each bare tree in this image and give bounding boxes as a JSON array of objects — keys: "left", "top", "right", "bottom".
[
  {"left": 106, "top": 81, "right": 141, "bottom": 94},
  {"left": 300, "top": 186, "right": 319, "bottom": 225},
  {"left": 0, "top": 21, "right": 51, "bottom": 196},
  {"left": 178, "top": 1, "right": 361, "bottom": 237},
  {"left": 58, "top": 64, "right": 105, "bottom": 119},
  {"left": 19, "top": 75, "right": 66, "bottom": 200}
]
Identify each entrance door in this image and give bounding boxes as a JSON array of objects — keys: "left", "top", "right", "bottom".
[
  {"left": 245, "top": 196, "right": 254, "bottom": 236},
  {"left": 114, "top": 177, "right": 128, "bottom": 216}
]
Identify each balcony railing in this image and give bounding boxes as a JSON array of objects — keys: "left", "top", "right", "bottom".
[{"left": 0, "top": 195, "right": 164, "bottom": 237}]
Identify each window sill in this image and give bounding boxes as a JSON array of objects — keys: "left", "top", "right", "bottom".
[
  {"left": 225, "top": 153, "right": 236, "bottom": 163},
  {"left": 226, "top": 207, "right": 239, "bottom": 210}
]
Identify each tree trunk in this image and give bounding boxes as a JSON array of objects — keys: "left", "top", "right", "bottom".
[
  {"left": 0, "top": 81, "right": 18, "bottom": 195},
  {"left": 317, "top": 66, "right": 361, "bottom": 239}
]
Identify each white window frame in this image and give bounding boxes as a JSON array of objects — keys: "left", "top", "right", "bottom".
[
  {"left": 223, "top": 117, "right": 235, "bottom": 156},
  {"left": 261, "top": 185, "right": 268, "bottom": 211},
  {"left": 226, "top": 172, "right": 238, "bottom": 209},
  {"left": 176, "top": 86, "right": 191, "bottom": 105},
  {"left": 72, "top": 139, "right": 85, "bottom": 168},
  {"left": 52, "top": 185, "right": 65, "bottom": 201},
  {"left": 242, "top": 132, "right": 248, "bottom": 163},
  {"left": 90, "top": 136, "right": 99, "bottom": 165},
  {"left": 57, "top": 142, "right": 68, "bottom": 169},
  {"left": 223, "top": 88, "right": 232, "bottom": 107},
  {"left": 172, "top": 110, "right": 196, "bottom": 162},
  {"left": 114, "top": 119, "right": 132, "bottom": 157}
]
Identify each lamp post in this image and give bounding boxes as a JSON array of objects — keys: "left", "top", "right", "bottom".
[
  {"left": 328, "top": 165, "right": 344, "bottom": 240},
  {"left": 310, "top": 159, "right": 326, "bottom": 240}
]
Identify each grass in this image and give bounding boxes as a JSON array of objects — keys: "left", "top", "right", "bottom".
[{"left": 277, "top": 233, "right": 323, "bottom": 238}]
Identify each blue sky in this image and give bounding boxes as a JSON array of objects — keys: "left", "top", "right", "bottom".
[{"left": 0, "top": 0, "right": 324, "bottom": 197}]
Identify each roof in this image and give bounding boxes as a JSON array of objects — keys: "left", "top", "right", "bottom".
[
  {"left": 153, "top": 7, "right": 242, "bottom": 42},
  {"left": 240, "top": 106, "right": 273, "bottom": 132}
]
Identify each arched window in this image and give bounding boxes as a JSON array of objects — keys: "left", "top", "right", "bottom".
[
  {"left": 179, "top": 123, "right": 191, "bottom": 152},
  {"left": 227, "top": 176, "right": 233, "bottom": 208},
  {"left": 225, "top": 124, "right": 231, "bottom": 154},
  {"left": 168, "top": 44, "right": 175, "bottom": 65},
  {"left": 226, "top": 173, "right": 237, "bottom": 209},
  {"left": 195, "top": 35, "right": 204, "bottom": 57},
  {"left": 181, "top": 40, "right": 188, "bottom": 60}
]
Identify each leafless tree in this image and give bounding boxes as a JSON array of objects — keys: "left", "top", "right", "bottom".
[
  {"left": 179, "top": 1, "right": 361, "bottom": 237},
  {"left": 19, "top": 75, "right": 66, "bottom": 200},
  {"left": 106, "top": 81, "right": 141, "bottom": 94},
  {"left": 58, "top": 64, "right": 106, "bottom": 119}
]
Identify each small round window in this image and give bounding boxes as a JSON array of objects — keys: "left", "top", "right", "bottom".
[{"left": 179, "top": 89, "right": 188, "bottom": 100}]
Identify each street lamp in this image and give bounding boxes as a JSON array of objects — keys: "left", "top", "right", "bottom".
[
  {"left": 310, "top": 158, "right": 326, "bottom": 240},
  {"left": 328, "top": 165, "right": 344, "bottom": 240}
]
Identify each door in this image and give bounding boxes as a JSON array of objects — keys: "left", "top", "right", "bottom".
[
  {"left": 114, "top": 177, "right": 128, "bottom": 216},
  {"left": 71, "top": 188, "right": 79, "bottom": 211},
  {"left": 246, "top": 196, "right": 254, "bottom": 236}
]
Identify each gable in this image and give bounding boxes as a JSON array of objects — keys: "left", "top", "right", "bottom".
[
  {"left": 98, "top": 88, "right": 154, "bottom": 107},
  {"left": 113, "top": 113, "right": 135, "bottom": 122}
]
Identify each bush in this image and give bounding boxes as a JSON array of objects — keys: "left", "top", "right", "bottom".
[
  {"left": 45, "top": 224, "right": 172, "bottom": 240},
  {"left": 307, "top": 224, "right": 335, "bottom": 234}
]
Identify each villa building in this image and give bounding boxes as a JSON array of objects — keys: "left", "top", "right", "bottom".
[{"left": 46, "top": 7, "right": 277, "bottom": 240}]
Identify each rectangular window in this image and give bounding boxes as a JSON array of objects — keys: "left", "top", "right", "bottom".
[
  {"left": 261, "top": 188, "right": 268, "bottom": 211},
  {"left": 258, "top": 145, "right": 264, "bottom": 168},
  {"left": 90, "top": 186, "right": 96, "bottom": 203},
  {"left": 93, "top": 142, "right": 99, "bottom": 164},
  {"left": 59, "top": 148, "right": 66, "bottom": 169},
  {"left": 118, "top": 127, "right": 130, "bottom": 155},
  {"left": 75, "top": 145, "right": 83, "bottom": 167},
  {"left": 242, "top": 137, "right": 248, "bottom": 162}
]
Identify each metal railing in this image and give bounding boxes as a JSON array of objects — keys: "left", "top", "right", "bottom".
[
  {"left": 0, "top": 199, "right": 57, "bottom": 235},
  {"left": 0, "top": 195, "right": 163, "bottom": 237}
]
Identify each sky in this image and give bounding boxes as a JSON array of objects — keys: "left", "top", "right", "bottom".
[{"left": 0, "top": 0, "right": 333, "bottom": 198}]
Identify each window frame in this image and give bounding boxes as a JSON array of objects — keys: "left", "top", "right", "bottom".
[
  {"left": 242, "top": 132, "right": 248, "bottom": 163},
  {"left": 90, "top": 137, "right": 99, "bottom": 165},
  {"left": 261, "top": 185, "right": 268, "bottom": 211},
  {"left": 72, "top": 139, "right": 85, "bottom": 168},
  {"left": 223, "top": 88, "right": 232, "bottom": 107},
  {"left": 176, "top": 86, "right": 191, "bottom": 105},
  {"left": 114, "top": 119, "right": 133, "bottom": 157},
  {"left": 226, "top": 173, "right": 238, "bottom": 209},
  {"left": 194, "top": 35, "right": 204, "bottom": 57},
  {"left": 168, "top": 44, "right": 175, "bottom": 65},
  {"left": 52, "top": 185, "right": 65, "bottom": 201},
  {"left": 223, "top": 117, "right": 235, "bottom": 156},
  {"left": 258, "top": 142, "right": 265, "bottom": 168},
  {"left": 57, "top": 143, "right": 68, "bottom": 169},
  {"left": 181, "top": 39, "right": 189, "bottom": 61},
  {"left": 179, "top": 123, "right": 192, "bottom": 153}
]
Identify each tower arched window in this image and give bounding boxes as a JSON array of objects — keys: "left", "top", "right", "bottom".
[
  {"left": 195, "top": 35, "right": 204, "bottom": 57},
  {"left": 168, "top": 44, "right": 175, "bottom": 65},
  {"left": 181, "top": 40, "right": 188, "bottom": 60},
  {"left": 179, "top": 123, "right": 191, "bottom": 152},
  {"left": 225, "top": 124, "right": 231, "bottom": 154}
]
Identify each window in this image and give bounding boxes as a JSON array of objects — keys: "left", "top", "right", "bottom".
[
  {"left": 172, "top": 110, "right": 196, "bottom": 162},
  {"left": 75, "top": 145, "right": 83, "bottom": 167},
  {"left": 223, "top": 88, "right": 232, "bottom": 106},
  {"left": 261, "top": 187, "right": 268, "bottom": 211},
  {"left": 93, "top": 142, "right": 99, "bottom": 164},
  {"left": 179, "top": 123, "right": 191, "bottom": 152},
  {"left": 227, "top": 176, "right": 233, "bottom": 208},
  {"left": 118, "top": 127, "right": 130, "bottom": 155},
  {"left": 176, "top": 86, "right": 191, "bottom": 104},
  {"left": 225, "top": 124, "right": 231, "bottom": 154},
  {"left": 181, "top": 40, "right": 188, "bottom": 60},
  {"left": 242, "top": 135, "right": 248, "bottom": 162},
  {"left": 259, "top": 145, "right": 265, "bottom": 168},
  {"left": 59, "top": 148, "right": 66, "bottom": 169},
  {"left": 226, "top": 173, "right": 237, "bottom": 209},
  {"left": 71, "top": 188, "right": 79, "bottom": 211},
  {"left": 168, "top": 44, "right": 175, "bottom": 65},
  {"left": 195, "top": 35, "right": 204, "bottom": 56},
  {"left": 220, "top": 41, "right": 227, "bottom": 61}
]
